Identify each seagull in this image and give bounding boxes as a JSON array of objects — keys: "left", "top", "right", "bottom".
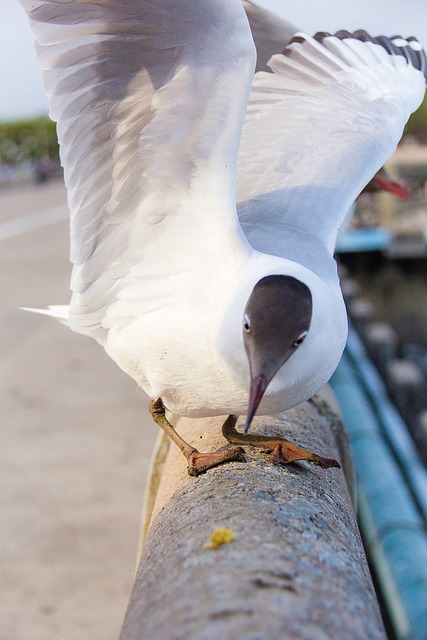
[{"left": 21, "top": 0, "right": 426, "bottom": 476}]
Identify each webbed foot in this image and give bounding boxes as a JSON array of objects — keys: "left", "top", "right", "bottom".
[{"left": 222, "top": 415, "right": 340, "bottom": 469}]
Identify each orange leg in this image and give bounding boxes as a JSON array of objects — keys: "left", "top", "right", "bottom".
[{"left": 148, "top": 399, "right": 244, "bottom": 476}]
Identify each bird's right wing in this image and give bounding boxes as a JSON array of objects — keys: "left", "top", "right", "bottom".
[{"left": 237, "top": 32, "right": 426, "bottom": 272}]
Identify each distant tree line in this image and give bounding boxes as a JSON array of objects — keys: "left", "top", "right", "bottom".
[
  {"left": 405, "top": 93, "right": 427, "bottom": 143},
  {"left": 0, "top": 94, "right": 426, "bottom": 171},
  {"left": 0, "top": 116, "right": 59, "bottom": 167}
]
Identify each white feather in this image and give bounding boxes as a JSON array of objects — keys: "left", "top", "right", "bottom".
[{"left": 21, "top": 305, "right": 70, "bottom": 326}]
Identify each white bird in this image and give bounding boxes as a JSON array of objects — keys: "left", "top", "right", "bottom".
[{"left": 21, "top": 0, "right": 426, "bottom": 475}]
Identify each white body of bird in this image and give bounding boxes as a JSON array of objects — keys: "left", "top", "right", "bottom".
[{"left": 104, "top": 252, "right": 346, "bottom": 417}]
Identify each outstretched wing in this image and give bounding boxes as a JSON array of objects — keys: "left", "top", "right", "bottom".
[
  {"left": 237, "top": 31, "right": 426, "bottom": 270},
  {"left": 20, "top": 0, "right": 255, "bottom": 340}
]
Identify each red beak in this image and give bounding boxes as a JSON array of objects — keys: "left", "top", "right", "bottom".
[{"left": 244, "top": 373, "right": 267, "bottom": 433}]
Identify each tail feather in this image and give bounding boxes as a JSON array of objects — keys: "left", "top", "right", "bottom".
[{"left": 21, "top": 305, "right": 70, "bottom": 326}]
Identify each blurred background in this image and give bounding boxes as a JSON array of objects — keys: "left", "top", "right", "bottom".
[{"left": 1, "top": 2, "right": 427, "bottom": 639}]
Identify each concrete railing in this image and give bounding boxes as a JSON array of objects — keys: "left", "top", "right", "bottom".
[{"left": 120, "top": 395, "right": 386, "bottom": 640}]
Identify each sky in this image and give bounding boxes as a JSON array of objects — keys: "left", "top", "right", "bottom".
[{"left": 1, "top": 0, "right": 427, "bottom": 122}]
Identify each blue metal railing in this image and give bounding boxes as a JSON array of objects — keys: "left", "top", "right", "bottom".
[{"left": 330, "top": 326, "right": 427, "bottom": 640}]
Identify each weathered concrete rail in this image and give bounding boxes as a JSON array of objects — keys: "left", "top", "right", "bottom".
[{"left": 120, "top": 396, "right": 386, "bottom": 640}]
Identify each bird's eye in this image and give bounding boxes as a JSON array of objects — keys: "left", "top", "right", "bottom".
[
  {"left": 293, "top": 331, "right": 308, "bottom": 348},
  {"left": 243, "top": 314, "right": 251, "bottom": 333}
]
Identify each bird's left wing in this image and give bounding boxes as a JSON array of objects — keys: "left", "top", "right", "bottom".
[
  {"left": 20, "top": 0, "right": 256, "bottom": 339},
  {"left": 237, "top": 31, "right": 426, "bottom": 270}
]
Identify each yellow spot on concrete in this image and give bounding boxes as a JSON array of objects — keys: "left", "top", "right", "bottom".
[{"left": 204, "top": 527, "right": 235, "bottom": 549}]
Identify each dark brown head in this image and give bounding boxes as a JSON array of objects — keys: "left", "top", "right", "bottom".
[{"left": 243, "top": 275, "right": 312, "bottom": 431}]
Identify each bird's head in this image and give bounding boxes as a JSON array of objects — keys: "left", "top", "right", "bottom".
[{"left": 243, "top": 275, "right": 312, "bottom": 431}]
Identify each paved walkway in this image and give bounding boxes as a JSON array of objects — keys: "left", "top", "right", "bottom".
[{"left": 0, "top": 180, "right": 157, "bottom": 640}]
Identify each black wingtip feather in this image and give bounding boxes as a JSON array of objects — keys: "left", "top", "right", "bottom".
[
  {"left": 289, "top": 34, "right": 307, "bottom": 45},
  {"left": 351, "top": 29, "right": 376, "bottom": 43},
  {"left": 407, "top": 36, "right": 427, "bottom": 75},
  {"left": 313, "top": 31, "right": 331, "bottom": 42},
  {"left": 334, "top": 29, "right": 354, "bottom": 40},
  {"left": 338, "top": 31, "right": 426, "bottom": 77},
  {"left": 289, "top": 30, "right": 427, "bottom": 79}
]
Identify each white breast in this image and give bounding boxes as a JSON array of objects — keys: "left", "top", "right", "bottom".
[{"left": 104, "top": 251, "right": 347, "bottom": 419}]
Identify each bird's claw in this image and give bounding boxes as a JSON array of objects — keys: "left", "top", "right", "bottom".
[
  {"left": 272, "top": 442, "right": 340, "bottom": 469},
  {"left": 186, "top": 446, "right": 245, "bottom": 476},
  {"left": 223, "top": 416, "right": 340, "bottom": 470}
]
